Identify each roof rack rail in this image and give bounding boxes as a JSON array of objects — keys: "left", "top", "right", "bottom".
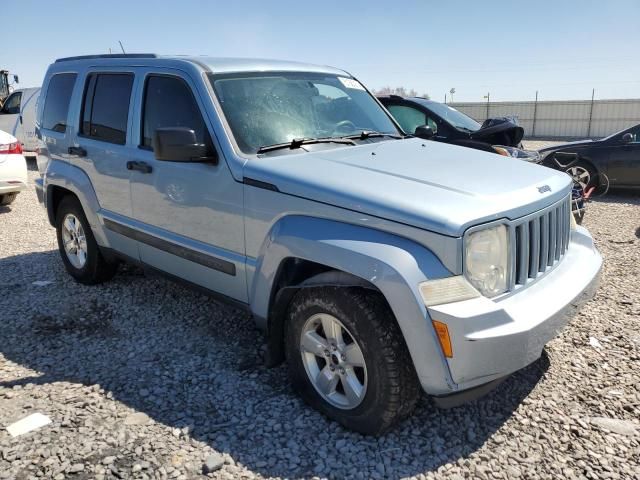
[{"left": 55, "top": 53, "right": 157, "bottom": 63}]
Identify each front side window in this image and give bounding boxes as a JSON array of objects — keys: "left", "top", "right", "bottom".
[
  {"left": 42, "top": 73, "right": 77, "bottom": 133},
  {"left": 208, "top": 72, "right": 399, "bottom": 154},
  {"left": 387, "top": 105, "right": 428, "bottom": 135},
  {"left": 1, "top": 92, "right": 21, "bottom": 114},
  {"left": 141, "top": 75, "right": 212, "bottom": 153},
  {"left": 81, "top": 73, "right": 133, "bottom": 144}
]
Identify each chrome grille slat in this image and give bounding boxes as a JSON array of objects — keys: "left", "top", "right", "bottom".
[
  {"left": 517, "top": 222, "right": 529, "bottom": 285},
  {"left": 548, "top": 209, "right": 556, "bottom": 266},
  {"left": 529, "top": 216, "right": 540, "bottom": 278},
  {"left": 540, "top": 213, "right": 549, "bottom": 272},
  {"left": 512, "top": 195, "right": 571, "bottom": 288}
]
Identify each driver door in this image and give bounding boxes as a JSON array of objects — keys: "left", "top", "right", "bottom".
[
  {"left": 607, "top": 126, "right": 640, "bottom": 186},
  {"left": 128, "top": 69, "right": 247, "bottom": 302},
  {"left": 0, "top": 91, "right": 21, "bottom": 138}
]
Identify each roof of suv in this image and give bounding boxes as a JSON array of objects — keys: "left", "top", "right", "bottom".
[{"left": 53, "top": 54, "right": 348, "bottom": 76}]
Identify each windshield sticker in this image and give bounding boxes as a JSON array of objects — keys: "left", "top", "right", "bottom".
[{"left": 338, "top": 77, "right": 365, "bottom": 90}]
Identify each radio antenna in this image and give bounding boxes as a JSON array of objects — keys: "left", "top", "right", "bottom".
[{"left": 118, "top": 41, "right": 126, "bottom": 54}]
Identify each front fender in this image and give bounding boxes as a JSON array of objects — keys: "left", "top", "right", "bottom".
[
  {"left": 45, "top": 159, "right": 108, "bottom": 247},
  {"left": 250, "top": 215, "right": 458, "bottom": 394}
]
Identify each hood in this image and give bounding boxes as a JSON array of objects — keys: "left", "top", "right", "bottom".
[
  {"left": 470, "top": 117, "right": 524, "bottom": 147},
  {"left": 539, "top": 139, "right": 594, "bottom": 153},
  {"left": 243, "top": 138, "right": 572, "bottom": 237}
]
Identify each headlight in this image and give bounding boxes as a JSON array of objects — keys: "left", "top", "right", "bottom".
[
  {"left": 464, "top": 224, "right": 509, "bottom": 297},
  {"left": 492, "top": 145, "right": 541, "bottom": 162}
]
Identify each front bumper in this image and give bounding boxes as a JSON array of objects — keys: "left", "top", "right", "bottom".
[{"left": 429, "top": 225, "right": 601, "bottom": 393}]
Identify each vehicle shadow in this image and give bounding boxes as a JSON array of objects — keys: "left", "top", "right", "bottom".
[{"left": 0, "top": 250, "right": 549, "bottom": 479}]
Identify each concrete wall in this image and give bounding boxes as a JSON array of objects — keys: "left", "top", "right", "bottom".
[{"left": 449, "top": 99, "right": 640, "bottom": 139}]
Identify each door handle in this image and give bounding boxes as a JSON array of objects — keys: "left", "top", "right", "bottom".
[
  {"left": 19, "top": 115, "right": 23, "bottom": 125},
  {"left": 68, "top": 146, "right": 87, "bottom": 157},
  {"left": 126, "top": 161, "right": 153, "bottom": 174}
]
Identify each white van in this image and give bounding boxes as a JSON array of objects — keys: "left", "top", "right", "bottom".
[{"left": 0, "top": 87, "right": 40, "bottom": 157}]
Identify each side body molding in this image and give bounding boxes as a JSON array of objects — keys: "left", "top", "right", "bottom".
[
  {"left": 249, "top": 215, "right": 458, "bottom": 394},
  {"left": 44, "top": 159, "right": 109, "bottom": 246}
]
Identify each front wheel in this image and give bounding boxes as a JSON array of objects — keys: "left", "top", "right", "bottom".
[
  {"left": 55, "top": 195, "right": 118, "bottom": 284},
  {"left": 566, "top": 161, "right": 596, "bottom": 190},
  {"left": 285, "top": 287, "right": 420, "bottom": 435}
]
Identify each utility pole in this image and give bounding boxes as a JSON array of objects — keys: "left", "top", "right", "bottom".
[
  {"left": 532, "top": 90, "right": 539, "bottom": 137},
  {"left": 483, "top": 92, "right": 490, "bottom": 120},
  {"left": 587, "top": 88, "right": 595, "bottom": 137}
]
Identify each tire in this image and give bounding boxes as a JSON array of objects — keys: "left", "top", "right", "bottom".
[
  {"left": 285, "top": 287, "right": 420, "bottom": 435},
  {"left": 0, "top": 193, "right": 18, "bottom": 206},
  {"left": 55, "top": 195, "right": 118, "bottom": 284},
  {"left": 566, "top": 161, "right": 597, "bottom": 191}
]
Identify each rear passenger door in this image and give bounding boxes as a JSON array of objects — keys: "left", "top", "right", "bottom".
[
  {"left": 127, "top": 70, "right": 247, "bottom": 302},
  {"left": 69, "top": 69, "right": 138, "bottom": 259}
]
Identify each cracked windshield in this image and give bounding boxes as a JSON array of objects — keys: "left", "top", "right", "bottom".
[{"left": 209, "top": 72, "right": 399, "bottom": 154}]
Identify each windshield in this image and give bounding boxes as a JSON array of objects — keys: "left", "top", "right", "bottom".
[
  {"left": 418, "top": 101, "right": 481, "bottom": 132},
  {"left": 208, "top": 72, "right": 399, "bottom": 154}
]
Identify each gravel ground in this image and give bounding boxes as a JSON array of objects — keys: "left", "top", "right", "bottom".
[{"left": 1, "top": 163, "right": 639, "bottom": 480}]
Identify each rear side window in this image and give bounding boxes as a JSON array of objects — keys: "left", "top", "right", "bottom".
[
  {"left": 42, "top": 73, "right": 77, "bottom": 133},
  {"left": 141, "top": 75, "right": 211, "bottom": 152},
  {"left": 81, "top": 73, "right": 133, "bottom": 144}
]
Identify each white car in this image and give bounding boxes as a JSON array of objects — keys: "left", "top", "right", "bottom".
[
  {"left": 0, "top": 129, "right": 28, "bottom": 206},
  {"left": 0, "top": 87, "right": 40, "bottom": 157}
]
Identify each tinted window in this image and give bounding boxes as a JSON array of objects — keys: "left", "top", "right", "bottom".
[
  {"left": 142, "top": 75, "right": 211, "bottom": 152},
  {"left": 1, "top": 92, "right": 21, "bottom": 114},
  {"left": 42, "top": 73, "right": 77, "bottom": 133},
  {"left": 81, "top": 73, "right": 133, "bottom": 144},
  {"left": 387, "top": 105, "right": 427, "bottom": 135}
]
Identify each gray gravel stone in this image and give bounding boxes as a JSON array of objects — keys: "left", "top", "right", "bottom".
[
  {"left": 203, "top": 452, "right": 225, "bottom": 474},
  {"left": 1, "top": 163, "right": 639, "bottom": 480}
]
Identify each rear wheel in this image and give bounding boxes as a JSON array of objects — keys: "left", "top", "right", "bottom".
[
  {"left": 55, "top": 195, "right": 118, "bottom": 284},
  {"left": 285, "top": 287, "right": 420, "bottom": 435},
  {"left": 0, "top": 193, "right": 18, "bottom": 206}
]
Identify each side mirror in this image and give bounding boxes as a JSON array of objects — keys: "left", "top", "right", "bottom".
[
  {"left": 152, "top": 127, "right": 217, "bottom": 164},
  {"left": 414, "top": 125, "right": 435, "bottom": 140},
  {"left": 621, "top": 132, "right": 633, "bottom": 143},
  {"left": 13, "top": 75, "right": 19, "bottom": 84}
]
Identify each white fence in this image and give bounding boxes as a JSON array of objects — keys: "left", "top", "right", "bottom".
[{"left": 449, "top": 99, "right": 640, "bottom": 138}]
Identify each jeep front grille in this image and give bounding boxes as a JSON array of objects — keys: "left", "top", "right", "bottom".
[{"left": 510, "top": 195, "right": 572, "bottom": 289}]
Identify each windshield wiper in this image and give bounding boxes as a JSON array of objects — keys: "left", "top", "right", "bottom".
[
  {"left": 257, "top": 137, "right": 356, "bottom": 154},
  {"left": 341, "top": 130, "right": 405, "bottom": 140}
]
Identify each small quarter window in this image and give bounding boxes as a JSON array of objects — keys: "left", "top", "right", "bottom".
[
  {"left": 81, "top": 73, "right": 133, "bottom": 144},
  {"left": 42, "top": 73, "right": 77, "bottom": 133}
]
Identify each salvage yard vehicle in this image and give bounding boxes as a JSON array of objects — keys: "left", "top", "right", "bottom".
[
  {"left": 539, "top": 123, "right": 640, "bottom": 190},
  {"left": 378, "top": 95, "right": 539, "bottom": 160},
  {"left": 0, "top": 129, "right": 28, "bottom": 206},
  {"left": 35, "top": 54, "right": 602, "bottom": 435},
  {"left": 0, "top": 87, "right": 41, "bottom": 157}
]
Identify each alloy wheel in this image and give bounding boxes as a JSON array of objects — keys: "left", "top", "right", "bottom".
[
  {"left": 61, "top": 213, "right": 88, "bottom": 269},
  {"left": 299, "top": 313, "right": 367, "bottom": 409}
]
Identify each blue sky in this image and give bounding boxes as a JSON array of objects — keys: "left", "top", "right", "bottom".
[{"left": 3, "top": 0, "right": 639, "bottom": 102}]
